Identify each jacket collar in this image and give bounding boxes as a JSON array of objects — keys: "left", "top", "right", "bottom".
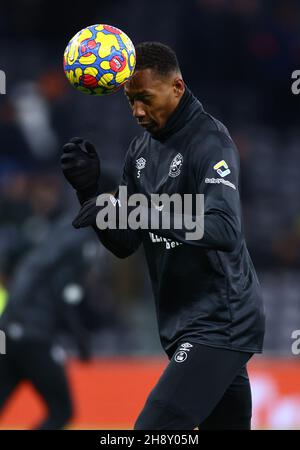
[{"left": 150, "top": 86, "right": 203, "bottom": 142}]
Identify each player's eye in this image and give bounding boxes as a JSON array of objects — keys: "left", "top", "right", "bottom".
[{"left": 141, "top": 96, "right": 152, "bottom": 105}]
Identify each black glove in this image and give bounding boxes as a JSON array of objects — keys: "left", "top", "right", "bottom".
[
  {"left": 72, "top": 197, "right": 100, "bottom": 229},
  {"left": 61, "top": 137, "right": 101, "bottom": 203},
  {"left": 72, "top": 195, "right": 142, "bottom": 230}
]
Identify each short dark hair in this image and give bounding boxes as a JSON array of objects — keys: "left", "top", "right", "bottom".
[{"left": 135, "top": 42, "right": 181, "bottom": 77}]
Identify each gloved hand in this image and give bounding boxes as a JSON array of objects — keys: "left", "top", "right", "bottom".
[
  {"left": 72, "top": 195, "right": 129, "bottom": 229},
  {"left": 72, "top": 197, "right": 100, "bottom": 229},
  {"left": 61, "top": 137, "right": 101, "bottom": 203}
]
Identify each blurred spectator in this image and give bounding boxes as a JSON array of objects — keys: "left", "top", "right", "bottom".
[{"left": 0, "top": 168, "right": 133, "bottom": 428}]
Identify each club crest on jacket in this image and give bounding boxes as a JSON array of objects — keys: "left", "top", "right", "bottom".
[{"left": 169, "top": 153, "right": 183, "bottom": 178}]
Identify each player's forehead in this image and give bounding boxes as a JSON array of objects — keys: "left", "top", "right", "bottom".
[{"left": 124, "top": 69, "right": 164, "bottom": 96}]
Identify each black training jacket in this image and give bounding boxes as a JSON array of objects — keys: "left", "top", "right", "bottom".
[{"left": 93, "top": 87, "right": 265, "bottom": 357}]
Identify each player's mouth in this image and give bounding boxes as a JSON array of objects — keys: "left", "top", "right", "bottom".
[{"left": 138, "top": 121, "right": 156, "bottom": 131}]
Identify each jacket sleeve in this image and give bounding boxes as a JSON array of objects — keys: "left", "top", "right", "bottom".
[
  {"left": 193, "top": 131, "right": 242, "bottom": 251},
  {"left": 91, "top": 139, "right": 142, "bottom": 258},
  {"left": 147, "top": 131, "right": 243, "bottom": 252}
]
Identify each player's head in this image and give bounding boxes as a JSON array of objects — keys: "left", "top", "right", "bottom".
[{"left": 124, "top": 42, "right": 185, "bottom": 134}]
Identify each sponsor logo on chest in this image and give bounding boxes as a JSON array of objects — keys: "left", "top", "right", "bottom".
[{"left": 149, "top": 232, "right": 182, "bottom": 250}]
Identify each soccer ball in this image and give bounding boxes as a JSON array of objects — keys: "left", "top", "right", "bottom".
[{"left": 63, "top": 24, "right": 136, "bottom": 95}]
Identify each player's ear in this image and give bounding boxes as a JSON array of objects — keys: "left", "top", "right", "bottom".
[{"left": 173, "top": 77, "right": 185, "bottom": 97}]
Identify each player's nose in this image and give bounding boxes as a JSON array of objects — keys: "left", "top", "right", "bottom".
[{"left": 132, "top": 101, "right": 146, "bottom": 119}]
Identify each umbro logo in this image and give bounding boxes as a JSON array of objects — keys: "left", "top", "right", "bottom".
[{"left": 180, "top": 342, "right": 193, "bottom": 349}]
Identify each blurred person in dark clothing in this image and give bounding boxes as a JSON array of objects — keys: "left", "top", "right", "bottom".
[
  {"left": 0, "top": 170, "right": 120, "bottom": 429},
  {"left": 0, "top": 173, "right": 63, "bottom": 278},
  {"left": 0, "top": 215, "right": 94, "bottom": 429}
]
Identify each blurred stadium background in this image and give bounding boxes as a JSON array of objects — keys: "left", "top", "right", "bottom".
[{"left": 0, "top": 0, "right": 300, "bottom": 429}]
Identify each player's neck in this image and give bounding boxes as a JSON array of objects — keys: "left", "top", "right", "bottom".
[{"left": 151, "top": 86, "right": 196, "bottom": 141}]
